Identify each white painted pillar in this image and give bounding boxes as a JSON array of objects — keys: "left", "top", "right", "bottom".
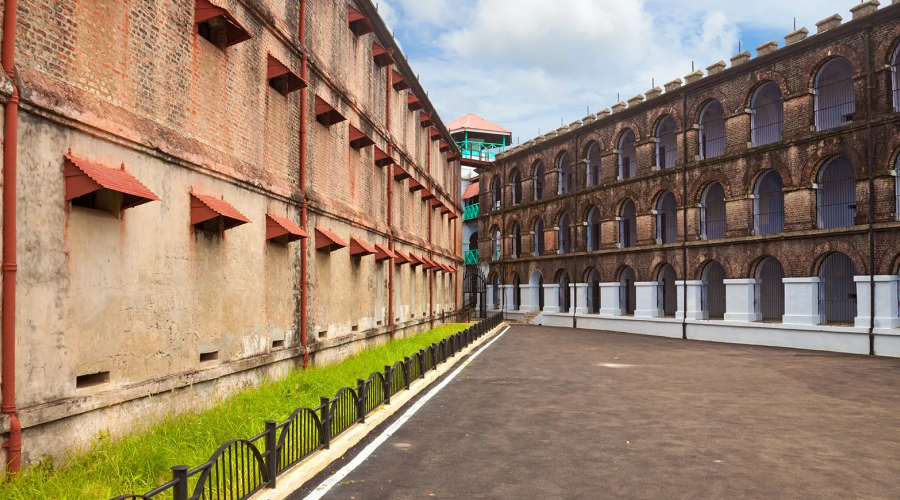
[
  {"left": 724, "top": 279, "right": 760, "bottom": 322},
  {"left": 634, "top": 281, "right": 660, "bottom": 318},
  {"left": 486, "top": 284, "right": 496, "bottom": 309},
  {"left": 676, "top": 280, "right": 704, "bottom": 320},
  {"left": 599, "top": 282, "right": 622, "bottom": 317},
  {"left": 575, "top": 283, "right": 590, "bottom": 314},
  {"left": 782, "top": 277, "right": 821, "bottom": 325},
  {"left": 519, "top": 284, "right": 538, "bottom": 312},
  {"left": 854, "top": 275, "right": 900, "bottom": 329},
  {"left": 503, "top": 285, "right": 517, "bottom": 311},
  {"left": 543, "top": 283, "right": 560, "bottom": 313}
]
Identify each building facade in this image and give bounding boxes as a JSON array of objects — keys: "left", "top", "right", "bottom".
[
  {"left": 0, "top": 0, "right": 461, "bottom": 466},
  {"left": 481, "top": 2, "right": 900, "bottom": 356}
]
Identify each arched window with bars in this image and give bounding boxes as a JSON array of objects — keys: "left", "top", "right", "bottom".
[
  {"left": 754, "top": 170, "right": 784, "bottom": 235},
  {"left": 557, "top": 213, "right": 572, "bottom": 254},
  {"left": 618, "top": 130, "right": 637, "bottom": 179},
  {"left": 511, "top": 223, "right": 521, "bottom": 258},
  {"left": 817, "top": 156, "right": 856, "bottom": 229},
  {"left": 699, "top": 100, "right": 725, "bottom": 160},
  {"left": 892, "top": 44, "right": 900, "bottom": 111},
  {"left": 491, "top": 177, "right": 502, "bottom": 211},
  {"left": 491, "top": 226, "right": 501, "bottom": 261},
  {"left": 701, "top": 182, "right": 726, "bottom": 240},
  {"left": 619, "top": 200, "right": 637, "bottom": 248},
  {"left": 750, "top": 81, "right": 784, "bottom": 146},
  {"left": 655, "top": 116, "right": 677, "bottom": 169},
  {"left": 558, "top": 151, "right": 574, "bottom": 194},
  {"left": 895, "top": 156, "right": 900, "bottom": 221},
  {"left": 533, "top": 161, "right": 545, "bottom": 200},
  {"left": 511, "top": 169, "right": 522, "bottom": 205},
  {"left": 657, "top": 264, "right": 677, "bottom": 318},
  {"left": 586, "top": 206, "right": 601, "bottom": 251},
  {"left": 818, "top": 252, "right": 857, "bottom": 325},
  {"left": 701, "top": 261, "right": 726, "bottom": 320},
  {"left": 656, "top": 191, "right": 677, "bottom": 244},
  {"left": 585, "top": 141, "right": 601, "bottom": 186},
  {"left": 815, "top": 57, "right": 855, "bottom": 131},
  {"left": 619, "top": 266, "right": 636, "bottom": 316},
  {"left": 587, "top": 269, "right": 601, "bottom": 314},
  {"left": 533, "top": 217, "right": 545, "bottom": 256},
  {"left": 755, "top": 256, "right": 784, "bottom": 322},
  {"left": 557, "top": 270, "right": 571, "bottom": 313}
]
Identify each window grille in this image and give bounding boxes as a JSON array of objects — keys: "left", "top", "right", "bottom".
[
  {"left": 558, "top": 214, "right": 572, "bottom": 254},
  {"left": 818, "top": 252, "right": 857, "bottom": 325},
  {"left": 699, "top": 101, "right": 725, "bottom": 160},
  {"left": 586, "top": 142, "right": 601, "bottom": 186},
  {"left": 492, "top": 228, "right": 501, "bottom": 261},
  {"left": 618, "top": 130, "right": 637, "bottom": 179},
  {"left": 533, "top": 162, "right": 545, "bottom": 200},
  {"left": 512, "top": 224, "right": 521, "bottom": 258},
  {"left": 701, "top": 183, "right": 726, "bottom": 240},
  {"left": 656, "top": 116, "right": 678, "bottom": 169},
  {"left": 751, "top": 82, "right": 784, "bottom": 146},
  {"left": 815, "top": 57, "right": 855, "bottom": 131},
  {"left": 558, "top": 272, "right": 571, "bottom": 313},
  {"left": 893, "top": 45, "right": 900, "bottom": 112},
  {"left": 533, "top": 219, "right": 544, "bottom": 255},
  {"left": 701, "top": 261, "right": 726, "bottom": 320},
  {"left": 658, "top": 264, "right": 677, "bottom": 318},
  {"left": 491, "top": 179, "right": 502, "bottom": 211},
  {"left": 619, "top": 267, "right": 636, "bottom": 316},
  {"left": 754, "top": 171, "right": 784, "bottom": 235},
  {"left": 817, "top": 156, "right": 856, "bottom": 229},
  {"left": 656, "top": 192, "right": 678, "bottom": 244},
  {"left": 620, "top": 200, "right": 637, "bottom": 248},
  {"left": 587, "top": 207, "right": 601, "bottom": 251},
  {"left": 512, "top": 170, "right": 522, "bottom": 205},
  {"left": 756, "top": 257, "right": 784, "bottom": 322},
  {"left": 558, "top": 153, "right": 574, "bottom": 194},
  {"left": 895, "top": 156, "right": 900, "bottom": 221},
  {"left": 588, "top": 270, "right": 601, "bottom": 314}
]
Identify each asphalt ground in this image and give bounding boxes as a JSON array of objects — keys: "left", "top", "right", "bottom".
[{"left": 290, "top": 325, "right": 900, "bottom": 499}]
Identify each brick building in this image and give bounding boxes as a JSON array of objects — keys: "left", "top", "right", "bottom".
[
  {"left": 0, "top": 0, "right": 461, "bottom": 467},
  {"left": 479, "top": 2, "right": 900, "bottom": 356}
]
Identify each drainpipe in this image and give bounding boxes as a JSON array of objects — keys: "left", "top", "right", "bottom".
[
  {"left": 572, "top": 134, "right": 579, "bottom": 329},
  {"left": 386, "top": 62, "right": 394, "bottom": 340},
  {"left": 1, "top": 0, "right": 21, "bottom": 473},
  {"left": 299, "top": 0, "right": 310, "bottom": 367},
  {"left": 681, "top": 93, "right": 688, "bottom": 340},
  {"left": 865, "top": 26, "right": 875, "bottom": 355},
  {"left": 428, "top": 135, "right": 434, "bottom": 328}
]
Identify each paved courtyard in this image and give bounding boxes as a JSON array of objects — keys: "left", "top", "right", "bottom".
[{"left": 293, "top": 325, "right": 900, "bottom": 499}]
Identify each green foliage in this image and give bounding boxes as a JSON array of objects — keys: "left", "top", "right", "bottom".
[{"left": 0, "top": 324, "right": 469, "bottom": 500}]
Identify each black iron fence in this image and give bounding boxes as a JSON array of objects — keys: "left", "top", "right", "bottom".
[{"left": 110, "top": 313, "right": 504, "bottom": 500}]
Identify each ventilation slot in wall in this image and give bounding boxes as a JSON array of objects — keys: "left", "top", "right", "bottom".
[
  {"left": 351, "top": 325, "right": 359, "bottom": 332},
  {"left": 319, "top": 329, "right": 328, "bottom": 339},
  {"left": 199, "top": 351, "right": 219, "bottom": 363},
  {"left": 272, "top": 339, "right": 284, "bottom": 349},
  {"left": 76, "top": 371, "right": 110, "bottom": 389}
]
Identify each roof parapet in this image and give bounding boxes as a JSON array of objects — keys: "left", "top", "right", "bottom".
[
  {"left": 816, "top": 14, "right": 842, "bottom": 33},
  {"left": 611, "top": 101, "right": 627, "bottom": 114},
  {"left": 850, "top": 0, "right": 880, "bottom": 20},
  {"left": 664, "top": 78, "right": 682, "bottom": 92},
  {"left": 785, "top": 27, "right": 809, "bottom": 45},
  {"left": 568, "top": 120, "right": 583, "bottom": 130},
  {"left": 627, "top": 94, "right": 644, "bottom": 107},
  {"left": 596, "top": 108, "right": 611, "bottom": 120},
  {"left": 756, "top": 40, "right": 778, "bottom": 57},
  {"left": 730, "top": 50, "right": 751, "bottom": 67},
  {"left": 582, "top": 114, "right": 596, "bottom": 125},
  {"left": 706, "top": 61, "right": 726, "bottom": 76},
  {"left": 684, "top": 70, "right": 704, "bottom": 84},
  {"left": 645, "top": 86, "right": 663, "bottom": 100}
]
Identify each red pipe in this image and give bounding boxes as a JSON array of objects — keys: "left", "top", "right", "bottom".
[
  {"left": 386, "top": 61, "right": 394, "bottom": 340},
  {"left": 2, "top": 0, "right": 21, "bottom": 473},
  {"left": 427, "top": 139, "right": 433, "bottom": 329},
  {"left": 299, "top": 0, "right": 310, "bottom": 368}
]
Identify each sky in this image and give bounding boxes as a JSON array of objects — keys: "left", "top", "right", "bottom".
[{"left": 376, "top": 0, "right": 859, "bottom": 144}]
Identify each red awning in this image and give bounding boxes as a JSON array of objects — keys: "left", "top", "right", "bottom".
[
  {"left": 431, "top": 199, "right": 443, "bottom": 210},
  {"left": 408, "top": 93, "right": 424, "bottom": 111},
  {"left": 408, "top": 178, "right": 424, "bottom": 192},
  {"left": 422, "top": 257, "right": 437, "bottom": 270},
  {"left": 350, "top": 237, "right": 376, "bottom": 257},
  {"left": 315, "top": 96, "right": 347, "bottom": 127},
  {"left": 349, "top": 124, "right": 375, "bottom": 150},
  {"left": 348, "top": 6, "right": 374, "bottom": 36},
  {"left": 64, "top": 153, "right": 160, "bottom": 210},
  {"left": 439, "top": 140, "right": 450, "bottom": 152},
  {"left": 430, "top": 127, "right": 442, "bottom": 141},
  {"left": 448, "top": 265, "right": 458, "bottom": 273},
  {"left": 267, "top": 54, "right": 306, "bottom": 95},
  {"left": 266, "top": 213, "right": 308, "bottom": 243},
  {"left": 419, "top": 112, "right": 434, "bottom": 128},
  {"left": 446, "top": 151, "right": 461, "bottom": 161},
  {"left": 374, "top": 243, "right": 396, "bottom": 262},
  {"left": 393, "top": 249, "right": 410, "bottom": 265},
  {"left": 448, "top": 212, "right": 458, "bottom": 221},
  {"left": 462, "top": 182, "right": 479, "bottom": 200},
  {"left": 190, "top": 193, "right": 251, "bottom": 230},
  {"left": 441, "top": 204, "right": 452, "bottom": 215},
  {"left": 195, "top": 0, "right": 252, "bottom": 47},
  {"left": 316, "top": 228, "right": 348, "bottom": 252},
  {"left": 373, "top": 42, "right": 395, "bottom": 68},
  {"left": 408, "top": 253, "right": 423, "bottom": 267},
  {"left": 421, "top": 189, "right": 435, "bottom": 201},
  {"left": 374, "top": 145, "right": 395, "bottom": 168},
  {"left": 393, "top": 164, "right": 411, "bottom": 181},
  {"left": 392, "top": 69, "right": 410, "bottom": 91}
]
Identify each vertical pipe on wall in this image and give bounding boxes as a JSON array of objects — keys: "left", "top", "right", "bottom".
[
  {"left": 681, "top": 93, "right": 689, "bottom": 340},
  {"left": 299, "top": 0, "right": 310, "bottom": 368},
  {"left": 428, "top": 135, "right": 433, "bottom": 328},
  {"left": 386, "top": 59, "right": 394, "bottom": 340},
  {"left": 1, "top": 0, "right": 20, "bottom": 473},
  {"left": 865, "top": 26, "right": 875, "bottom": 355}
]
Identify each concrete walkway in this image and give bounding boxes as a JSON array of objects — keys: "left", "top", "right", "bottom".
[{"left": 291, "top": 325, "right": 900, "bottom": 499}]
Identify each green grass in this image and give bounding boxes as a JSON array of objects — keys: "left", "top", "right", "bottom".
[{"left": 0, "top": 323, "right": 470, "bottom": 500}]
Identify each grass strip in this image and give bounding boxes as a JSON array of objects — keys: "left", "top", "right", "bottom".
[{"left": 1, "top": 323, "right": 469, "bottom": 500}]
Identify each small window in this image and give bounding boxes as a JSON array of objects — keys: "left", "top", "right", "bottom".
[
  {"left": 533, "top": 218, "right": 545, "bottom": 255},
  {"left": 700, "top": 183, "right": 726, "bottom": 240},
  {"left": 65, "top": 153, "right": 160, "bottom": 216},
  {"left": 586, "top": 206, "right": 601, "bottom": 251},
  {"left": 267, "top": 55, "right": 306, "bottom": 96},
  {"left": 533, "top": 161, "right": 545, "bottom": 200},
  {"left": 618, "top": 130, "right": 637, "bottom": 179},
  {"left": 76, "top": 371, "right": 110, "bottom": 389},
  {"left": 754, "top": 171, "right": 784, "bottom": 235},
  {"left": 655, "top": 191, "right": 677, "bottom": 244},
  {"left": 191, "top": 193, "right": 251, "bottom": 233},
  {"left": 699, "top": 100, "right": 725, "bottom": 160},
  {"left": 655, "top": 116, "right": 677, "bottom": 169},
  {"left": 200, "top": 351, "right": 219, "bottom": 363},
  {"left": 272, "top": 339, "right": 285, "bottom": 349},
  {"left": 557, "top": 213, "right": 572, "bottom": 254},
  {"left": 194, "top": 0, "right": 252, "bottom": 49},
  {"left": 558, "top": 152, "right": 574, "bottom": 194},
  {"left": 619, "top": 200, "right": 637, "bottom": 248},
  {"left": 750, "top": 82, "right": 784, "bottom": 146}
]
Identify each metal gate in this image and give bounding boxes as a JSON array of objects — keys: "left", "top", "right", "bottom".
[{"left": 462, "top": 269, "right": 487, "bottom": 321}]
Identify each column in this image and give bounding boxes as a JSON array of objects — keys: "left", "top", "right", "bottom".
[
  {"left": 634, "top": 281, "right": 660, "bottom": 318},
  {"left": 486, "top": 284, "right": 496, "bottom": 310},
  {"left": 782, "top": 277, "right": 821, "bottom": 325},
  {"left": 854, "top": 275, "right": 900, "bottom": 329},
  {"left": 503, "top": 284, "right": 517, "bottom": 311},
  {"left": 543, "top": 283, "right": 560, "bottom": 313},
  {"left": 675, "top": 280, "right": 704, "bottom": 320},
  {"left": 519, "top": 284, "right": 539, "bottom": 312},
  {"left": 724, "top": 279, "right": 760, "bottom": 322},
  {"left": 575, "top": 283, "right": 590, "bottom": 314},
  {"left": 599, "top": 282, "right": 622, "bottom": 316}
]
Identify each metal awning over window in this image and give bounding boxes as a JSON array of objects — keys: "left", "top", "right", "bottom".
[
  {"left": 408, "top": 253, "right": 423, "bottom": 267},
  {"left": 392, "top": 69, "right": 410, "bottom": 91},
  {"left": 315, "top": 96, "right": 346, "bottom": 127},
  {"left": 408, "top": 178, "right": 424, "bottom": 192},
  {"left": 408, "top": 93, "right": 424, "bottom": 111},
  {"left": 348, "top": 6, "right": 373, "bottom": 36},
  {"left": 439, "top": 140, "right": 450, "bottom": 152},
  {"left": 441, "top": 204, "right": 452, "bottom": 215},
  {"left": 419, "top": 112, "right": 434, "bottom": 128},
  {"left": 350, "top": 237, "right": 376, "bottom": 257},
  {"left": 462, "top": 182, "right": 479, "bottom": 200},
  {"left": 349, "top": 124, "right": 375, "bottom": 150},
  {"left": 195, "top": 0, "right": 252, "bottom": 47},
  {"left": 374, "top": 145, "right": 395, "bottom": 168},
  {"left": 393, "top": 249, "right": 410, "bottom": 265},
  {"left": 430, "top": 199, "right": 443, "bottom": 210},
  {"left": 430, "top": 127, "right": 441, "bottom": 141},
  {"left": 266, "top": 213, "right": 308, "bottom": 243},
  {"left": 64, "top": 153, "right": 160, "bottom": 210},
  {"left": 267, "top": 54, "right": 306, "bottom": 95},
  {"left": 190, "top": 193, "right": 251, "bottom": 230},
  {"left": 374, "top": 243, "right": 396, "bottom": 262},
  {"left": 421, "top": 189, "right": 435, "bottom": 202},
  {"left": 448, "top": 212, "right": 458, "bottom": 221},
  {"left": 315, "top": 228, "right": 348, "bottom": 252},
  {"left": 393, "top": 165, "right": 411, "bottom": 181},
  {"left": 372, "top": 42, "right": 395, "bottom": 68}
]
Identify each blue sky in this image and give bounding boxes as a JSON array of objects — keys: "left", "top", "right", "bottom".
[{"left": 377, "top": 0, "right": 860, "bottom": 143}]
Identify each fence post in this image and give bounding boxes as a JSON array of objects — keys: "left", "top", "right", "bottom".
[
  {"left": 171, "top": 465, "right": 189, "bottom": 500},
  {"left": 403, "top": 357, "right": 411, "bottom": 389},
  {"left": 384, "top": 366, "right": 392, "bottom": 405},
  {"left": 265, "top": 420, "right": 278, "bottom": 488},
  {"left": 419, "top": 349, "right": 426, "bottom": 378},
  {"left": 356, "top": 378, "right": 367, "bottom": 423},
  {"left": 319, "top": 397, "right": 331, "bottom": 449}
]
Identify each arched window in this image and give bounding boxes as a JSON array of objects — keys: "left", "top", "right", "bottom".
[
  {"left": 468, "top": 231, "right": 479, "bottom": 252},
  {"left": 754, "top": 171, "right": 784, "bottom": 235},
  {"left": 750, "top": 81, "right": 784, "bottom": 146},
  {"left": 533, "top": 161, "right": 545, "bottom": 200},
  {"left": 895, "top": 156, "right": 900, "bottom": 221},
  {"left": 491, "top": 177, "right": 502, "bottom": 211},
  {"left": 657, "top": 264, "right": 677, "bottom": 318},
  {"left": 530, "top": 270, "right": 544, "bottom": 311},
  {"left": 699, "top": 100, "right": 725, "bottom": 160},
  {"left": 587, "top": 269, "right": 601, "bottom": 314},
  {"left": 815, "top": 57, "right": 855, "bottom": 131},
  {"left": 701, "top": 261, "right": 726, "bottom": 320},
  {"left": 491, "top": 226, "right": 501, "bottom": 261},
  {"left": 557, "top": 270, "right": 571, "bottom": 313},
  {"left": 585, "top": 141, "right": 601, "bottom": 186},
  {"left": 619, "top": 200, "right": 637, "bottom": 248},
  {"left": 892, "top": 45, "right": 900, "bottom": 111},
  {"left": 511, "top": 223, "right": 522, "bottom": 258},
  {"left": 701, "top": 182, "right": 726, "bottom": 240},
  {"left": 533, "top": 218, "right": 545, "bottom": 256},
  {"left": 656, "top": 191, "right": 677, "bottom": 244},
  {"left": 756, "top": 256, "right": 784, "bottom": 322},
  {"left": 492, "top": 274, "right": 501, "bottom": 309},
  {"left": 558, "top": 152, "right": 574, "bottom": 194},
  {"left": 619, "top": 266, "right": 636, "bottom": 316},
  {"left": 818, "top": 252, "right": 857, "bottom": 325},
  {"left": 618, "top": 130, "right": 637, "bottom": 179},
  {"left": 817, "top": 156, "right": 856, "bottom": 229},
  {"left": 511, "top": 169, "right": 522, "bottom": 205},
  {"left": 655, "top": 116, "right": 677, "bottom": 169},
  {"left": 557, "top": 213, "right": 572, "bottom": 254},
  {"left": 512, "top": 274, "right": 521, "bottom": 310},
  {"left": 586, "top": 206, "right": 601, "bottom": 251}
]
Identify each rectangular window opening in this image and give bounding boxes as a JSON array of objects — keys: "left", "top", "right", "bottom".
[
  {"left": 200, "top": 351, "right": 219, "bottom": 363},
  {"left": 76, "top": 371, "right": 110, "bottom": 389},
  {"left": 319, "top": 329, "right": 328, "bottom": 339},
  {"left": 272, "top": 339, "right": 284, "bottom": 349},
  {"left": 351, "top": 325, "right": 359, "bottom": 332}
]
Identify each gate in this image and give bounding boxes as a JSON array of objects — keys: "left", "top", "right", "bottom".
[{"left": 462, "top": 269, "right": 487, "bottom": 321}]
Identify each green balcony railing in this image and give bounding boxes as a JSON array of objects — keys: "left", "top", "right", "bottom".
[
  {"left": 464, "top": 249, "right": 479, "bottom": 265},
  {"left": 463, "top": 203, "right": 480, "bottom": 221},
  {"left": 456, "top": 140, "right": 507, "bottom": 163}
]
